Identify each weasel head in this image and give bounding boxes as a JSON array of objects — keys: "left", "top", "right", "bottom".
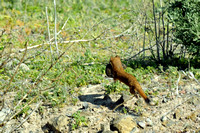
[{"left": 110, "top": 56, "right": 124, "bottom": 71}]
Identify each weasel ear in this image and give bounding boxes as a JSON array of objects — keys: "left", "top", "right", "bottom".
[{"left": 115, "top": 55, "right": 120, "bottom": 59}]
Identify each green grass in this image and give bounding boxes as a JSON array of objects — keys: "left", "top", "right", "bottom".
[{"left": 71, "top": 111, "right": 88, "bottom": 130}]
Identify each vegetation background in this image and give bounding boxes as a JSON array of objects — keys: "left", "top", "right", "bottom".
[{"left": 0, "top": 0, "right": 199, "bottom": 132}]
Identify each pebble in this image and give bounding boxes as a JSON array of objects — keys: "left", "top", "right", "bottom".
[
  {"left": 0, "top": 108, "right": 11, "bottom": 122},
  {"left": 162, "top": 97, "right": 168, "bottom": 103},
  {"left": 137, "top": 121, "right": 146, "bottom": 129},
  {"left": 173, "top": 109, "right": 181, "bottom": 119},
  {"left": 82, "top": 102, "right": 89, "bottom": 109},
  {"left": 160, "top": 116, "right": 167, "bottom": 122},
  {"left": 146, "top": 118, "right": 153, "bottom": 126},
  {"left": 20, "top": 63, "right": 30, "bottom": 71},
  {"left": 112, "top": 115, "right": 137, "bottom": 133}
]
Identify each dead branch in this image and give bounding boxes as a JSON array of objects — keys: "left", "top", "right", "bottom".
[
  {"left": 125, "top": 44, "right": 157, "bottom": 61},
  {"left": 0, "top": 29, "right": 5, "bottom": 38},
  {"left": 0, "top": 42, "right": 28, "bottom": 111},
  {"left": 188, "top": 71, "right": 200, "bottom": 85},
  {"left": 175, "top": 72, "right": 181, "bottom": 96},
  {"left": 11, "top": 101, "right": 42, "bottom": 132}
]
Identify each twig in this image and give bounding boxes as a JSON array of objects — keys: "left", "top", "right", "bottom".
[
  {"left": 125, "top": 44, "right": 157, "bottom": 61},
  {"left": 5, "top": 42, "right": 27, "bottom": 92},
  {"left": 9, "top": 95, "right": 38, "bottom": 121},
  {"left": 1, "top": 94, "right": 38, "bottom": 129},
  {"left": 23, "top": 47, "right": 48, "bottom": 63},
  {"left": 188, "top": 71, "right": 200, "bottom": 85},
  {"left": 18, "top": 31, "right": 133, "bottom": 52},
  {"left": 19, "top": 17, "right": 69, "bottom": 53},
  {"left": 143, "top": 13, "right": 147, "bottom": 57},
  {"left": 1, "top": 43, "right": 74, "bottom": 127},
  {"left": 17, "top": 42, "right": 75, "bottom": 108},
  {"left": 46, "top": 6, "right": 53, "bottom": 61},
  {"left": 14, "top": 93, "right": 28, "bottom": 110},
  {"left": 57, "top": 18, "right": 69, "bottom": 35},
  {"left": 11, "top": 101, "right": 42, "bottom": 132},
  {"left": 54, "top": 0, "right": 59, "bottom": 55},
  {"left": 49, "top": 67, "right": 67, "bottom": 82},
  {"left": 175, "top": 72, "right": 181, "bottom": 96},
  {"left": 112, "top": 102, "right": 125, "bottom": 112},
  {"left": 152, "top": 0, "right": 160, "bottom": 61},
  {"left": 181, "top": 70, "right": 200, "bottom": 85},
  {"left": 0, "top": 42, "right": 28, "bottom": 111},
  {"left": 18, "top": 14, "right": 135, "bottom": 53},
  {"left": 0, "top": 29, "right": 5, "bottom": 38}
]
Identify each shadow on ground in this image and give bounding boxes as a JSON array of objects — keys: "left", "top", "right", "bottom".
[{"left": 78, "top": 94, "right": 125, "bottom": 110}]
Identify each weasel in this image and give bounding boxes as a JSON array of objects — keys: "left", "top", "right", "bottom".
[{"left": 106, "top": 56, "right": 150, "bottom": 104}]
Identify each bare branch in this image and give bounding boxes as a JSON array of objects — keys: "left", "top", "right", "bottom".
[
  {"left": 11, "top": 101, "right": 42, "bottom": 132},
  {"left": 126, "top": 44, "right": 157, "bottom": 61},
  {"left": 54, "top": 0, "right": 59, "bottom": 55},
  {"left": 46, "top": 6, "right": 53, "bottom": 60},
  {"left": 4, "top": 42, "right": 28, "bottom": 93},
  {"left": 175, "top": 72, "right": 181, "bottom": 96},
  {"left": 189, "top": 71, "right": 200, "bottom": 85}
]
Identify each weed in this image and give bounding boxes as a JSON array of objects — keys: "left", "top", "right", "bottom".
[
  {"left": 104, "top": 81, "right": 126, "bottom": 94},
  {"left": 71, "top": 111, "right": 87, "bottom": 130},
  {"left": 133, "top": 106, "right": 142, "bottom": 113},
  {"left": 122, "top": 107, "right": 128, "bottom": 114}
]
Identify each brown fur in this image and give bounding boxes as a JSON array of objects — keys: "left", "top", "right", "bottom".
[{"left": 109, "top": 56, "right": 150, "bottom": 104}]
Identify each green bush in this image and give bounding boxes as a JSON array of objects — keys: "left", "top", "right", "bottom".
[{"left": 167, "top": 0, "right": 200, "bottom": 56}]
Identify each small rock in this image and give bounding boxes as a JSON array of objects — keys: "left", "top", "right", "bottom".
[
  {"left": 0, "top": 107, "right": 11, "bottom": 122},
  {"left": 82, "top": 102, "right": 89, "bottom": 109},
  {"left": 146, "top": 118, "right": 153, "bottom": 126},
  {"left": 137, "top": 121, "right": 146, "bottom": 129},
  {"left": 160, "top": 116, "right": 167, "bottom": 122},
  {"left": 27, "top": 111, "right": 41, "bottom": 124},
  {"left": 141, "top": 112, "right": 150, "bottom": 117},
  {"left": 46, "top": 115, "right": 70, "bottom": 132},
  {"left": 173, "top": 109, "right": 182, "bottom": 120},
  {"left": 151, "top": 97, "right": 159, "bottom": 105},
  {"left": 112, "top": 115, "right": 137, "bottom": 133},
  {"left": 198, "top": 113, "right": 200, "bottom": 118},
  {"left": 19, "top": 63, "right": 30, "bottom": 71},
  {"left": 162, "top": 97, "right": 168, "bottom": 103}
]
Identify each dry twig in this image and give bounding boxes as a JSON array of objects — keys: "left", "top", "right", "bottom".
[
  {"left": 11, "top": 101, "right": 42, "bottom": 132},
  {"left": 0, "top": 42, "right": 28, "bottom": 111},
  {"left": 175, "top": 72, "right": 181, "bottom": 96}
]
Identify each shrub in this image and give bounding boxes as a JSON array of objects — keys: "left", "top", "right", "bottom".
[{"left": 167, "top": 0, "right": 200, "bottom": 56}]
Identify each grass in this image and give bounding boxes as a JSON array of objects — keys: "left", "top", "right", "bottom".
[
  {"left": 71, "top": 111, "right": 88, "bottom": 130},
  {"left": 0, "top": 0, "right": 200, "bottom": 124}
]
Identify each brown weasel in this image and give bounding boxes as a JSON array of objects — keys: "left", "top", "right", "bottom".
[{"left": 106, "top": 56, "right": 150, "bottom": 104}]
